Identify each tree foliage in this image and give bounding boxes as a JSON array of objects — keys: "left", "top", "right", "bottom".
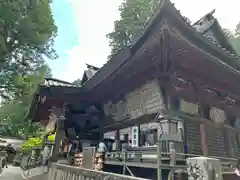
[
  {"left": 107, "top": 0, "right": 240, "bottom": 59},
  {"left": 0, "top": 0, "right": 57, "bottom": 92},
  {"left": 223, "top": 28, "right": 235, "bottom": 40},
  {"left": 20, "top": 133, "right": 55, "bottom": 152},
  {"left": 223, "top": 23, "right": 240, "bottom": 55},
  {"left": 0, "top": 0, "right": 57, "bottom": 139},
  {"left": 235, "top": 22, "right": 240, "bottom": 36},
  {"left": 0, "top": 65, "right": 51, "bottom": 138},
  {"left": 107, "top": 0, "right": 161, "bottom": 58}
]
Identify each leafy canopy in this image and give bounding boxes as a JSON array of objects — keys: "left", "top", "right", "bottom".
[
  {"left": 20, "top": 133, "right": 55, "bottom": 153},
  {"left": 0, "top": 0, "right": 57, "bottom": 92},
  {"left": 0, "top": 65, "right": 51, "bottom": 138},
  {"left": 107, "top": 0, "right": 240, "bottom": 59},
  {"left": 0, "top": 0, "right": 56, "bottom": 139},
  {"left": 107, "top": 0, "right": 161, "bottom": 59}
]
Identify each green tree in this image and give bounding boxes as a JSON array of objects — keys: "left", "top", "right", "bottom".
[
  {"left": 0, "top": 0, "right": 57, "bottom": 91},
  {"left": 107, "top": 0, "right": 161, "bottom": 58},
  {"left": 235, "top": 22, "right": 240, "bottom": 36},
  {"left": 223, "top": 28, "right": 234, "bottom": 40},
  {"left": 225, "top": 22, "right": 240, "bottom": 55},
  {"left": 0, "top": 65, "right": 51, "bottom": 138}
]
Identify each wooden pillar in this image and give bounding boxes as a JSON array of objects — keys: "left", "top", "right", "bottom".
[
  {"left": 115, "top": 129, "right": 120, "bottom": 150},
  {"left": 137, "top": 124, "right": 141, "bottom": 147},
  {"left": 193, "top": 83, "right": 208, "bottom": 156},
  {"left": 52, "top": 118, "right": 65, "bottom": 161},
  {"left": 224, "top": 127, "right": 234, "bottom": 157},
  {"left": 50, "top": 107, "right": 66, "bottom": 162},
  {"left": 200, "top": 123, "right": 207, "bottom": 156}
]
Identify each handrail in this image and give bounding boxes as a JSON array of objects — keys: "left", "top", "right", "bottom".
[
  {"left": 48, "top": 163, "right": 150, "bottom": 180},
  {"left": 106, "top": 149, "right": 237, "bottom": 162},
  {"left": 105, "top": 149, "right": 237, "bottom": 172}
]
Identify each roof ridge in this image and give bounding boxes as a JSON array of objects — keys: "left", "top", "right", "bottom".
[
  {"left": 45, "top": 78, "right": 74, "bottom": 85},
  {"left": 169, "top": 1, "right": 240, "bottom": 62}
]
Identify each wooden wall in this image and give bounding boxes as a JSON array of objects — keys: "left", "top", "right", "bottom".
[
  {"left": 102, "top": 77, "right": 240, "bottom": 158},
  {"left": 103, "top": 79, "right": 165, "bottom": 122},
  {"left": 178, "top": 99, "right": 239, "bottom": 158}
]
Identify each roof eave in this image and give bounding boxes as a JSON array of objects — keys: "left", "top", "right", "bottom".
[
  {"left": 212, "top": 20, "right": 237, "bottom": 54},
  {"left": 82, "top": 0, "right": 240, "bottom": 92}
]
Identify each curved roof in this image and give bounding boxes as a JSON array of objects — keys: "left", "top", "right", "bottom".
[
  {"left": 43, "top": 78, "right": 76, "bottom": 87},
  {"left": 29, "top": 0, "right": 240, "bottom": 121},
  {"left": 81, "top": 0, "right": 240, "bottom": 92},
  {"left": 192, "top": 9, "right": 236, "bottom": 54}
]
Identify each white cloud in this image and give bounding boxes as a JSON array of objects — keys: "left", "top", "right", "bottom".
[
  {"left": 59, "top": 0, "right": 240, "bottom": 82},
  {"left": 58, "top": 0, "right": 122, "bottom": 82}
]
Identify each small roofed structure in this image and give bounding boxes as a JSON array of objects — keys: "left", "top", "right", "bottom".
[
  {"left": 192, "top": 9, "right": 236, "bottom": 54},
  {"left": 81, "top": 64, "right": 99, "bottom": 85},
  {"left": 28, "top": 77, "right": 82, "bottom": 123},
  {"left": 28, "top": 72, "right": 103, "bottom": 160}
]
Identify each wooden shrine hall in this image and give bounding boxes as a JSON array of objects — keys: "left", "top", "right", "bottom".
[{"left": 29, "top": 0, "right": 240, "bottom": 170}]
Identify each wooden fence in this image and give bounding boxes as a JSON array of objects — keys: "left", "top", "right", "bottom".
[{"left": 48, "top": 163, "right": 150, "bottom": 180}]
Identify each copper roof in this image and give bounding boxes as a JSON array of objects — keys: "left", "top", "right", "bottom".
[{"left": 43, "top": 78, "right": 77, "bottom": 87}]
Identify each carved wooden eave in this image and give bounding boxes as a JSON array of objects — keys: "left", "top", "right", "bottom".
[
  {"left": 93, "top": 114, "right": 157, "bottom": 132},
  {"left": 28, "top": 78, "right": 84, "bottom": 122},
  {"left": 82, "top": 0, "right": 240, "bottom": 105},
  {"left": 192, "top": 9, "right": 236, "bottom": 54},
  {"left": 170, "top": 74, "right": 240, "bottom": 117}
]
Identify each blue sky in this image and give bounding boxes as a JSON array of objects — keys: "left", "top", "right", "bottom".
[
  {"left": 49, "top": 0, "right": 122, "bottom": 82},
  {"left": 49, "top": 0, "right": 240, "bottom": 83},
  {"left": 49, "top": 0, "right": 79, "bottom": 81}
]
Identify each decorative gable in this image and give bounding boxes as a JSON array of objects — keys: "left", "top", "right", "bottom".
[{"left": 81, "top": 64, "right": 99, "bottom": 85}]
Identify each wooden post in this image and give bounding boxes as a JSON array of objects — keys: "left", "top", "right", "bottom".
[
  {"left": 137, "top": 124, "right": 141, "bottom": 147},
  {"left": 200, "top": 123, "right": 207, "bottom": 156},
  {"left": 224, "top": 127, "right": 234, "bottom": 157},
  {"left": 194, "top": 83, "right": 208, "bottom": 157},
  {"left": 50, "top": 107, "right": 66, "bottom": 162},
  {"left": 51, "top": 117, "right": 65, "bottom": 161},
  {"left": 157, "top": 137, "right": 162, "bottom": 180},
  {"left": 116, "top": 129, "right": 120, "bottom": 150}
]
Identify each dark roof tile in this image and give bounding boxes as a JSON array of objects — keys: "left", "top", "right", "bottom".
[{"left": 43, "top": 78, "right": 76, "bottom": 87}]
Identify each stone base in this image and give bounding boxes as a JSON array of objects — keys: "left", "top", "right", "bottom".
[{"left": 186, "top": 157, "right": 222, "bottom": 180}]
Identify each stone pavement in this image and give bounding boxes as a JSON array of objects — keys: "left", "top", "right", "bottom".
[
  {"left": 0, "top": 165, "right": 48, "bottom": 180},
  {"left": 21, "top": 166, "right": 48, "bottom": 180},
  {"left": 0, "top": 165, "right": 22, "bottom": 180},
  {"left": 27, "top": 173, "right": 48, "bottom": 180}
]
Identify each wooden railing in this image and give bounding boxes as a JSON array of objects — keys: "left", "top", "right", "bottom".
[
  {"left": 48, "top": 163, "right": 150, "bottom": 180},
  {"left": 105, "top": 147, "right": 237, "bottom": 172}
]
